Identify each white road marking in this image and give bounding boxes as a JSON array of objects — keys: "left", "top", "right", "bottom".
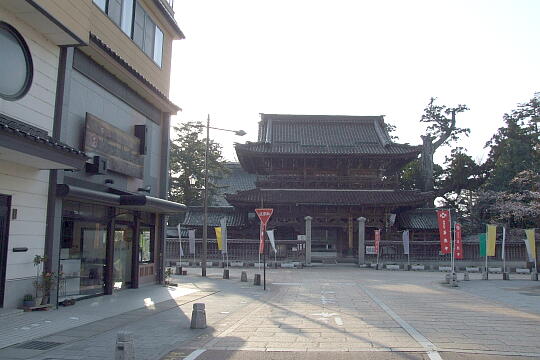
[
  {"left": 334, "top": 317, "right": 343, "bottom": 326},
  {"left": 311, "top": 312, "right": 336, "bottom": 317},
  {"left": 184, "top": 349, "right": 206, "bottom": 360},
  {"left": 220, "top": 311, "right": 230, "bottom": 314},
  {"left": 358, "top": 285, "right": 443, "bottom": 360}
]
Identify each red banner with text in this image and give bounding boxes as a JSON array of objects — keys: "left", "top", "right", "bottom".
[
  {"left": 454, "top": 222, "right": 463, "bottom": 259},
  {"left": 437, "top": 210, "right": 452, "bottom": 254},
  {"left": 374, "top": 229, "right": 380, "bottom": 255}
]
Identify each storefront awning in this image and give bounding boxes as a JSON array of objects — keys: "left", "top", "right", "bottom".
[{"left": 56, "top": 184, "right": 186, "bottom": 214}]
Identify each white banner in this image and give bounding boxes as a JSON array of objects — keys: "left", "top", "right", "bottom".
[
  {"left": 402, "top": 230, "right": 410, "bottom": 255},
  {"left": 177, "top": 224, "right": 184, "bottom": 256},
  {"left": 267, "top": 229, "right": 277, "bottom": 253},
  {"left": 188, "top": 229, "right": 196, "bottom": 255},
  {"left": 220, "top": 217, "right": 228, "bottom": 254}
]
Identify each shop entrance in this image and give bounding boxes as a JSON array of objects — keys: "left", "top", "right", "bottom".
[{"left": 113, "top": 223, "right": 133, "bottom": 290}]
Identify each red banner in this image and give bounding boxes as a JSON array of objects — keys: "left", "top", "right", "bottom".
[
  {"left": 374, "top": 229, "right": 380, "bottom": 254},
  {"left": 256, "top": 209, "right": 273, "bottom": 254},
  {"left": 437, "top": 210, "right": 451, "bottom": 254},
  {"left": 454, "top": 222, "right": 463, "bottom": 259}
]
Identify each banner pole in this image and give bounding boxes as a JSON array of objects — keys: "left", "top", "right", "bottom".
[
  {"left": 451, "top": 220, "right": 455, "bottom": 273},
  {"left": 502, "top": 227, "right": 506, "bottom": 273}
]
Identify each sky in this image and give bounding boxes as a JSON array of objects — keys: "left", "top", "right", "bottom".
[{"left": 169, "top": 0, "right": 540, "bottom": 165}]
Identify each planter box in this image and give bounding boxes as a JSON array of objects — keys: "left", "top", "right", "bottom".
[
  {"left": 516, "top": 268, "right": 530, "bottom": 274},
  {"left": 439, "top": 266, "right": 452, "bottom": 272},
  {"left": 488, "top": 267, "right": 502, "bottom": 274},
  {"left": 281, "top": 263, "right": 295, "bottom": 268},
  {"left": 466, "top": 266, "right": 480, "bottom": 273},
  {"left": 386, "top": 264, "right": 400, "bottom": 270},
  {"left": 231, "top": 262, "right": 244, "bottom": 267},
  {"left": 411, "top": 265, "right": 425, "bottom": 271}
]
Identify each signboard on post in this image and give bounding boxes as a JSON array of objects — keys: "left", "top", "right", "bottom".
[
  {"left": 255, "top": 208, "right": 273, "bottom": 254},
  {"left": 437, "top": 210, "right": 452, "bottom": 254}
]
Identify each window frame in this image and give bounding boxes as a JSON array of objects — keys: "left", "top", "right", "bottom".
[{"left": 0, "top": 22, "right": 34, "bottom": 101}]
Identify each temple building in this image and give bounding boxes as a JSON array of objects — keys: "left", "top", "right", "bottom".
[{"left": 182, "top": 114, "right": 434, "bottom": 263}]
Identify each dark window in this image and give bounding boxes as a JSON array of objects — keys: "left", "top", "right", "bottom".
[
  {"left": 120, "top": 0, "right": 135, "bottom": 36},
  {"left": 107, "top": 0, "right": 122, "bottom": 26},
  {"left": 143, "top": 15, "right": 155, "bottom": 58},
  {"left": 0, "top": 22, "right": 33, "bottom": 101}
]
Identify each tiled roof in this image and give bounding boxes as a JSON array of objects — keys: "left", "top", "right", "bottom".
[
  {"left": 0, "top": 113, "right": 86, "bottom": 157},
  {"left": 237, "top": 114, "right": 421, "bottom": 157},
  {"left": 226, "top": 189, "right": 432, "bottom": 206},
  {"left": 398, "top": 208, "right": 458, "bottom": 230},
  {"left": 182, "top": 206, "right": 247, "bottom": 227},
  {"left": 210, "top": 163, "right": 257, "bottom": 206},
  {"left": 166, "top": 226, "right": 189, "bottom": 238}
]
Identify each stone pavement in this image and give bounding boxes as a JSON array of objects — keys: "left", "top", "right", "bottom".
[{"left": 0, "top": 267, "right": 539, "bottom": 359}]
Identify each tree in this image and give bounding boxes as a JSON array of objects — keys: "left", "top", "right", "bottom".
[{"left": 168, "top": 121, "right": 228, "bottom": 206}]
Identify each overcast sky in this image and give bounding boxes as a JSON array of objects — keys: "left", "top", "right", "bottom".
[{"left": 169, "top": 0, "right": 540, "bottom": 165}]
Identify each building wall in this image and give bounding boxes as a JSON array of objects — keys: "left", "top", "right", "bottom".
[
  {"left": 32, "top": 0, "right": 92, "bottom": 44},
  {"left": 0, "top": 7, "right": 59, "bottom": 308}
]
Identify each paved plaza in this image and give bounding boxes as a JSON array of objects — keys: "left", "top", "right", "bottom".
[{"left": 0, "top": 266, "right": 539, "bottom": 359}]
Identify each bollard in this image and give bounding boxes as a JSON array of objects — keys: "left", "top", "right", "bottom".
[
  {"left": 463, "top": 271, "right": 470, "bottom": 281},
  {"left": 253, "top": 273, "right": 261, "bottom": 286},
  {"left": 240, "top": 271, "right": 248, "bottom": 282},
  {"left": 182, "top": 270, "right": 187, "bottom": 276},
  {"left": 223, "top": 269, "right": 229, "bottom": 279},
  {"left": 175, "top": 266, "right": 183, "bottom": 275},
  {"left": 190, "top": 303, "right": 207, "bottom": 329},
  {"left": 503, "top": 272, "right": 510, "bottom": 280},
  {"left": 531, "top": 272, "right": 538, "bottom": 281},
  {"left": 450, "top": 272, "right": 458, "bottom": 287},
  {"left": 115, "top": 331, "right": 134, "bottom": 360}
]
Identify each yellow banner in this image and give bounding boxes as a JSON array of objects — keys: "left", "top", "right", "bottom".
[
  {"left": 525, "top": 229, "right": 536, "bottom": 262},
  {"left": 486, "top": 224, "right": 497, "bottom": 257},
  {"left": 215, "top": 227, "right": 222, "bottom": 250}
]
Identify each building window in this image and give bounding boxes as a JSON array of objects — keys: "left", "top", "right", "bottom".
[
  {"left": 93, "top": 0, "right": 164, "bottom": 67},
  {"left": 0, "top": 22, "right": 33, "bottom": 101}
]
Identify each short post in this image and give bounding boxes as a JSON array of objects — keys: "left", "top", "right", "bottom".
[
  {"left": 253, "top": 273, "right": 261, "bottom": 286},
  {"left": 463, "top": 271, "right": 470, "bottom": 281},
  {"left": 450, "top": 272, "right": 458, "bottom": 287},
  {"left": 240, "top": 271, "right": 248, "bottom": 282},
  {"left": 531, "top": 271, "right": 538, "bottom": 281},
  {"left": 357, "top": 217, "right": 366, "bottom": 266},
  {"left": 223, "top": 269, "right": 229, "bottom": 279},
  {"left": 503, "top": 272, "right": 510, "bottom": 280},
  {"left": 482, "top": 269, "right": 489, "bottom": 280},
  {"left": 190, "top": 303, "right": 207, "bottom": 329},
  {"left": 305, "top": 216, "right": 312, "bottom": 266},
  {"left": 115, "top": 331, "right": 134, "bottom": 360}
]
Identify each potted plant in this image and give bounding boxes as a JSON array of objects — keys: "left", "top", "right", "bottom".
[
  {"left": 32, "top": 255, "right": 46, "bottom": 305},
  {"left": 22, "top": 294, "right": 35, "bottom": 308},
  {"left": 164, "top": 267, "right": 173, "bottom": 286}
]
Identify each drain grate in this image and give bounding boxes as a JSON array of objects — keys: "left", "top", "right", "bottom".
[{"left": 15, "top": 340, "right": 63, "bottom": 350}]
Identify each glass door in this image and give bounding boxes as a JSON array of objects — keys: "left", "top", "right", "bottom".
[{"left": 113, "top": 224, "right": 133, "bottom": 289}]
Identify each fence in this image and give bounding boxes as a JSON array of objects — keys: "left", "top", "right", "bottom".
[{"left": 165, "top": 238, "right": 306, "bottom": 265}]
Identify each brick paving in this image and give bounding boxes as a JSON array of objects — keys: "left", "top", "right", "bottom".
[{"left": 0, "top": 267, "right": 538, "bottom": 359}]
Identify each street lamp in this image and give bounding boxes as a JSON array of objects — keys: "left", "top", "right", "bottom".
[{"left": 197, "top": 115, "right": 245, "bottom": 277}]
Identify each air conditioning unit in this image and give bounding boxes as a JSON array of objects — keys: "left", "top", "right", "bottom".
[{"left": 85, "top": 155, "right": 108, "bottom": 174}]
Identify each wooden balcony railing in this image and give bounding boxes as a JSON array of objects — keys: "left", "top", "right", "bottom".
[{"left": 255, "top": 175, "right": 397, "bottom": 189}]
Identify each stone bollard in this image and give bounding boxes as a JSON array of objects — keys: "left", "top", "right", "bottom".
[
  {"left": 463, "top": 271, "right": 470, "bottom": 281},
  {"left": 240, "top": 271, "right": 248, "bottom": 282},
  {"left": 223, "top": 269, "right": 229, "bottom": 279},
  {"left": 175, "top": 266, "right": 183, "bottom": 275},
  {"left": 503, "top": 272, "right": 510, "bottom": 280},
  {"left": 253, "top": 273, "right": 261, "bottom": 286},
  {"left": 190, "top": 303, "right": 207, "bottom": 329},
  {"left": 115, "top": 331, "right": 134, "bottom": 360},
  {"left": 531, "top": 272, "right": 538, "bottom": 281},
  {"left": 450, "top": 272, "right": 458, "bottom": 287}
]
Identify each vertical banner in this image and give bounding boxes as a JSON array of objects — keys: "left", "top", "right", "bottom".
[
  {"left": 454, "top": 223, "right": 463, "bottom": 259},
  {"left": 524, "top": 229, "right": 536, "bottom": 262},
  {"left": 177, "top": 224, "right": 184, "bottom": 257},
  {"left": 374, "top": 229, "right": 381, "bottom": 254},
  {"left": 486, "top": 224, "right": 497, "bottom": 256},
  {"left": 437, "top": 210, "right": 452, "bottom": 254},
  {"left": 402, "top": 230, "right": 410, "bottom": 255},
  {"left": 188, "top": 229, "right": 196, "bottom": 255},
  {"left": 479, "top": 233, "right": 487, "bottom": 257},
  {"left": 215, "top": 227, "right": 223, "bottom": 251},
  {"left": 220, "top": 217, "right": 228, "bottom": 254},
  {"left": 267, "top": 229, "right": 277, "bottom": 253},
  {"left": 255, "top": 208, "right": 273, "bottom": 254}
]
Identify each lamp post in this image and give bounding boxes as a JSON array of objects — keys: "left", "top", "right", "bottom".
[{"left": 198, "top": 115, "right": 245, "bottom": 277}]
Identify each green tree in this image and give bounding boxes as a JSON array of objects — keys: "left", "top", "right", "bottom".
[
  {"left": 421, "top": 97, "right": 470, "bottom": 151},
  {"left": 169, "top": 121, "right": 228, "bottom": 206}
]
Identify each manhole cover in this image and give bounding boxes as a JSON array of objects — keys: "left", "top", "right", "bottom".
[{"left": 15, "top": 340, "right": 63, "bottom": 350}]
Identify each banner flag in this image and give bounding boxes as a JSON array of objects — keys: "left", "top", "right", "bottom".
[
  {"left": 215, "top": 227, "right": 223, "bottom": 251},
  {"left": 502, "top": 227, "right": 506, "bottom": 260},
  {"left": 486, "top": 224, "right": 497, "bottom": 257},
  {"left": 436, "top": 210, "right": 451, "bottom": 254},
  {"left": 188, "top": 229, "right": 196, "bottom": 255},
  {"left": 525, "top": 229, "right": 536, "bottom": 262},
  {"left": 454, "top": 223, "right": 463, "bottom": 259},
  {"left": 402, "top": 230, "right": 410, "bottom": 255},
  {"left": 479, "top": 233, "right": 487, "bottom": 257},
  {"left": 255, "top": 208, "right": 273, "bottom": 254},
  {"left": 374, "top": 229, "right": 381, "bottom": 254},
  {"left": 220, "top": 217, "right": 228, "bottom": 254},
  {"left": 267, "top": 229, "right": 277, "bottom": 253},
  {"left": 177, "top": 224, "right": 184, "bottom": 257}
]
